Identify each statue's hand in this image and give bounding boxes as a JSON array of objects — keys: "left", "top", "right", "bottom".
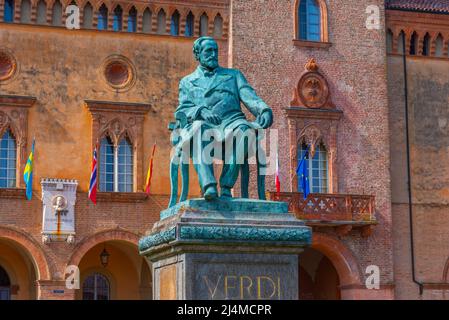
[
  {"left": 200, "top": 108, "right": 221, "bottom": 125},
  {"left": 257, "top": 111, "right": 273, "bottom": 129}
]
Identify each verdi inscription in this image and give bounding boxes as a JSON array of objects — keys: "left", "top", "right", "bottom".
[{"left": 202, "top": 275, "right": 281, "bottom": 300}]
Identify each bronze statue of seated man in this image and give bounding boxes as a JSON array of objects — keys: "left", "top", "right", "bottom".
[{"left": 174, "top": 36, "right": 273, "bottom": 201}]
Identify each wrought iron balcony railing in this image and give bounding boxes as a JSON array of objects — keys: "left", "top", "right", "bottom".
[{"left": 267, "top": 192, "right": 377, "bottom": 236}]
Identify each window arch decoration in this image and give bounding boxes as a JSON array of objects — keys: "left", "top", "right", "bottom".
[
  {"left": 294, "top": 0, "right": 329, "bottom": 44},
  {"left": 85, "top": 100, "right": 151, "bottom": 196},
  {"left": 0, "top": 95, "right": 35, "bottom": 190},
  {"left": 286, "top": 59, "right": 341, "bottom": 193}
]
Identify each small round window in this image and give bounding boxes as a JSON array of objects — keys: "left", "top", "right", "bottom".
[{"left": 102, "top": 55, "right": 135, "bottom": 91}]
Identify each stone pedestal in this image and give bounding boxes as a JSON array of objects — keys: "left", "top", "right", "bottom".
[{"left": 139, "top": 199, "right": 312, "bottom": 300}]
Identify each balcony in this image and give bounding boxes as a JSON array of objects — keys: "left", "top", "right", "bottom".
[{"left": 267, "top": 192, "right": 377, "bottom": 237}]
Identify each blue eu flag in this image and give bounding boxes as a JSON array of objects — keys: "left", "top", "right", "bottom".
[{"left": 296, "top": 148, "right": 310, "bottom": 199}]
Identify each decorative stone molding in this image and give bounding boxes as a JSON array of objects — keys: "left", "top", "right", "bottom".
[
  {"left": 85, "top": 100, "right": 151, "bottom": 193},
  {"left": 41, "top": 178, "right": 78, "bottom": 244},
  {"left": 0, "top": 0, "right": 229, "bottom": 39},
  {"left": 0, "top": 95, "right": 36, "bottom": 188},
  {"left": 386, "top": 10, "right": 449, "bottom": 58},
  {"left": 286, "top": 59, "right": 342, "bottom": 193},
  {"left": 291, "top": 59, "right": 334, "bottom": 109}
]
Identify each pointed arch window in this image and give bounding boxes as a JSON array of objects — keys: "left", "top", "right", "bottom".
[
  {"left": 142, "top": 8, "right": 151, "bottom": 33},
  {"left": 386, "top": 29, "right": 393, "bottom": 54},
  {"left": 4, "top": 0, "right": 14, "bottom": 23},
  {"left": 97, "top": 4, "right": 108, "bottom": 30},
  {"left": 0, "top": 130, "right": 17, "bottom": 188},
  {"left": 170, "top": 10, "right": 180, "bottom": 36},
  {"left": 20, "top": 0, "right": 32, "bottom": 23},
  {"left": 199, "top": 13, "right": 208, "bottom": 36},
  {"left": 185, "top": 11, "right": 194, "bottom": 37},
  {"left": 83, "top": 2, "right": 93, "bottom": 29},
  {"left": 127, "top": 7, "right": 137, "bottom": 32},
  {"left": 435, "top": 34, "right": 444, "bottom": 57},
  {"left": 157, "top": 9, "right": 166, "bottom": 34},
  {"left": 410, "top": 32, "right": 418, "bottom": 55},
  {"left": 52, "top": 0, "right": 63, "bottom": 26},
  {"left": 82, "top": 273, "right": 110, "bottom": 300},
  {"left": 213, "top": 14, "right": 223, "bottom": 38},
  {"left": 99, "top": 136, "right": 133, "bottom": 192},
  {"left": 298, "top": 142, "right": 328, "bottom": 194},
  {"left": 422, "top": 33, "right": 430, "bottom": 56},
  {"left": 113, "top": 6, "right": 123, "bottom": 31},
  {"left": 36, "top": 0, "right": 47, "bottom": 25}
]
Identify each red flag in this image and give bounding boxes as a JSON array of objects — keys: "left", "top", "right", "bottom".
[
  {"left": 145, "top": 142, "right": 157, "bottom": 195},
  {"left": 275, "top": 147, "right": 280, "bottom": 196},
  {"left": 88, "top": 146, "right": 98, "bottom": 204}
]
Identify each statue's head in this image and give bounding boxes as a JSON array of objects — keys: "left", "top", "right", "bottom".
[{"left": 193, "top": 36, "right": 219, "bottom": 70}]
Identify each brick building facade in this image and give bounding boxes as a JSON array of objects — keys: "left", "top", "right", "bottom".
[{"left": 0, "top": 0, "right": 447, "bottom": 300}]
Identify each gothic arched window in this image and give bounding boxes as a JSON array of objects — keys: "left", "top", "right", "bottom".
[
  {"left": 113, "top": 6, "right": 123, "bottom": 31},
  {"left": 51, "top": 0, "right": 63, "bottom": 26},
  {"left": 97, "top": 4, "right": 108, "bottom": 30},
  {"left": 142, "top": 8, "right": 151, "bottom": 33},
  {"left": 298, "top": 142, "right": 328, "bottom": 194},
  {"left": 127, "top": 7, "right": 137, "bottom": 32},
  {"left": 199, "top": 13, "right": 208, "bottom": 36},
  {"left": 157, "top": 9, "right": 166, "bottom": 34},
  {"left": 83, "top": 2, "right": 93, "bottom": 29},
  {"left": 0, "top": 130, "right": 16, "bottom": 188},
  {"left": 20, "top": 0, "right": 31, "bottom": 23},
  {"left": 4, "top": 0, "right": 14, "bottom": 23},
  {"left": 185, "top": 11, "right": 194, "bottom": 37},
  {"left": 170, "top": 10, "right": 180, "bottom": 36},
  {"left": 36, "top": 0, "right": 47, "bottom": 25},
  {"left": 213, "top": 14, "right": 223, "bottom": 38}
]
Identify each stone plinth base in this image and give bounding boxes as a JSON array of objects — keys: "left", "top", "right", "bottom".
[{"left": 139, "top": 198, "right": 312, "bottom": 300}]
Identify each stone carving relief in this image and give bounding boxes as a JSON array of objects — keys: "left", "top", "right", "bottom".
[
  {"left": 291, "top": 58, "right": 334, "bottom": 109},
  {"left": 41, "top": 178, "right": 78, "bottom": 244}
]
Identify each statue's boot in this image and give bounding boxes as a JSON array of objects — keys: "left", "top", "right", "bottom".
[
  {"left": 220, "top": 187, "right": 232, "bottom": 199},
  {"left": 204, "top": 185, "right": 218, "bottom": 200}
]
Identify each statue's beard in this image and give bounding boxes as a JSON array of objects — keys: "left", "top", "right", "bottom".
[{"left": 201, "top": 58, "right": 218, "bottom": 70}]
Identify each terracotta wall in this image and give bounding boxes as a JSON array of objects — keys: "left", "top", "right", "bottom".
[{"left": 388, "top": 55, "right": 449, "bottom": 299}]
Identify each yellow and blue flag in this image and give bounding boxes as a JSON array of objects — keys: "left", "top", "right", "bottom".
[{"left": 23, "top": 139, "right": 35, "bottom": 200}]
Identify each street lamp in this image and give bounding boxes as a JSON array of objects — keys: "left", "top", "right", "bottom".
[{"left": 100, "top": 245, "right": 110, "bottom": 268}]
